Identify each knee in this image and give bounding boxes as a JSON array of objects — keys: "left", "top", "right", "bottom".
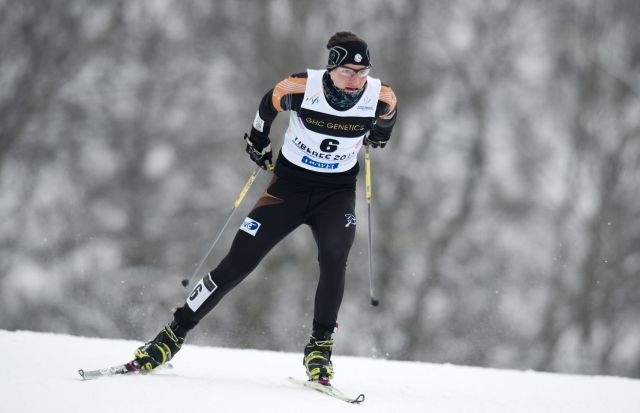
[{"left": 317, "top": 244, "right": 349, "bottom": 269}]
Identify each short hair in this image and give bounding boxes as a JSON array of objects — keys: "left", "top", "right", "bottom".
[{"left": 326, "top": 31, "right": 365, "bottom": 48}]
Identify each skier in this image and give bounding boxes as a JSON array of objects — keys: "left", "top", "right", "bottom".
[{"left": 133, "top": 31, "right": 398, "bottom": 382}]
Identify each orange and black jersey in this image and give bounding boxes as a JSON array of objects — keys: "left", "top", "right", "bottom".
[{"left": 250, "top": 71, "right": 397, "bottom": 148}]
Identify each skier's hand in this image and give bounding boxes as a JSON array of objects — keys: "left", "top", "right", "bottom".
[
  {"left": 364, "top": 130, "right": 390, "bottom": 149},
  {"left": 244, "top": 133, "right": 273, "bottom": 170}
]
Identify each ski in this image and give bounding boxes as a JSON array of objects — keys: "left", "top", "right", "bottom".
[
  {"left": 288, "top": 377, "right": 365, "bottom": 404},
  {"left": 78, "top": 361, "right": 173, "bottom": 380}
]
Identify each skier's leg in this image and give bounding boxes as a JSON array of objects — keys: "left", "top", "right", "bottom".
[
  {"left": 303, "top": 187, "right": 356, "bottom": 380},
  {"left": 136, "top": 177, "right": 305, "bottom": 369},
  {"left": 309, "top": 187, "right": 356, "bottom": 331},
  {"left": 175, "top": 176, "right": 305, "bottom": 327}
]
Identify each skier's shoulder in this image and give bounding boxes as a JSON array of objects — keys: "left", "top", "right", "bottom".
[
  {"left": 377, "top": 80, "right": 397, "bottom": 113},
  {"left": 271, "top": 71, "right": 308, "bottom": 112},
  {"left": 274, "top": 71, "right": 308, "bottom": 95}
]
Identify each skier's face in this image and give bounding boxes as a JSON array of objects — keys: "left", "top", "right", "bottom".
[{"left": 329, "top": 64, "right": 369, "bottom": 94}]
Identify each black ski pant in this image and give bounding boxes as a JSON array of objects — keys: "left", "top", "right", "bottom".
[{"left": 175, "top": 175, "right": 357, "bottom": 335}]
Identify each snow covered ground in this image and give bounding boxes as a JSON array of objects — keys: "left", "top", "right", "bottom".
[{"left": 2, "top": 329, "right": 638, "bottom": 413}]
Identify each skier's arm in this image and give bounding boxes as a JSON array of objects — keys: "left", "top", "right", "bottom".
[
  {"left": 247, "top": 73, "right": 307, "bottom": 150},
  {"left": 366, "top": 84, "right": 398, "bottom": 148}
]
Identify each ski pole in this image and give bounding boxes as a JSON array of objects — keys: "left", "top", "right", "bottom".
[
  {"left": 364, "top": 145, "right": 380, "bottom": 307},
  {"left": 181, "top": 162, "right": 270, "bottom": 288}
]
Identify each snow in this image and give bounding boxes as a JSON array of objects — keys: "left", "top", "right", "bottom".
[{"left": 2, "top": 330, "right": 638, "bottom": 413}]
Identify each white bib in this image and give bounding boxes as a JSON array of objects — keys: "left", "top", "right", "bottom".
[{"left": 281, "top": 69, "right": 381, "bottom": 173}]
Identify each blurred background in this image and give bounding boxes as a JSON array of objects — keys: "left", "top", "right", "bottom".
[{"left": 1, "top": 0, "right": 639, "bottom": 378}]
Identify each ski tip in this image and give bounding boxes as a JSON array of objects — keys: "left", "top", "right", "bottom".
[
  {"left": 78, "top": 369, "right": 86, "bottom": 380},
  {"left": 352, "top": 393, "right": 365, "bottom": 404}
]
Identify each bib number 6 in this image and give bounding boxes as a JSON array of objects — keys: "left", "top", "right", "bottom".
[{"left": 320, "top": 139, "right": 339, "bottom": 153}]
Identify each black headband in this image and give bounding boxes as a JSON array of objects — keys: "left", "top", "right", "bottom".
[{"left": 327, "top": 40, "right": 371, "bottom": 69}]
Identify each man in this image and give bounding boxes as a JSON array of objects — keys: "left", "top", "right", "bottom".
[{"left": 133, "top": 31, "right": 397, "bottom": 383}]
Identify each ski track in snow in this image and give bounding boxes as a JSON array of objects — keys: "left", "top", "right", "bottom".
[{"left": 2, "top": 330, "right": 639, "bottom": 413}]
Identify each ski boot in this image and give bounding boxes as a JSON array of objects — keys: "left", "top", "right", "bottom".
[
  {"left": 303, "top": 333, "right": 335, "bottom": 383},
  {"left": 134, "top": 321, "right": 187, "bottom": 371}
]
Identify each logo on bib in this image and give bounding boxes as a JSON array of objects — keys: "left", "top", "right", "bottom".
[
  {"left": 305, "top": 93, "right": 321, "bottom": 105},
  {"left": 302, "top": 156, "right": 339, "bottom": 169}
]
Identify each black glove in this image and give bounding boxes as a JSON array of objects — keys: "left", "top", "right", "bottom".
[
  {"left": 364, "top": 130, "right": 390, "bottom": 149},
  {"left": 244, "top": 133, "right": 273, "bottom": 170}
]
